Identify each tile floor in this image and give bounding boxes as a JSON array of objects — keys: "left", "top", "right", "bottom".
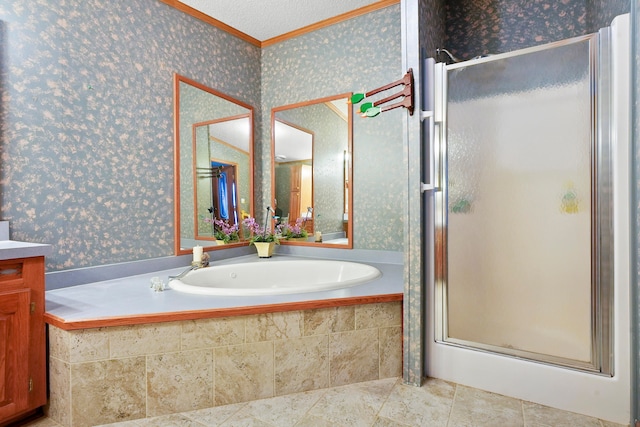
[{"left": 24, "top": 377, "right": 627, "bottom": 427}]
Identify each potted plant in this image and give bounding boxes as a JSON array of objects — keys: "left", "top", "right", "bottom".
[
  {"left": 204, "top": 218, "right": 239, "bottom": 244},
  {"left": 277, "top": 217, "right": 309, "bottom": 241},
  {"left": 242, "top": 208, "right": 279, "bottom": 257}
]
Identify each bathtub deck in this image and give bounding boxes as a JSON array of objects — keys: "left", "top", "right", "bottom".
[{"left": 44, "top": 255, "right": 403, "bottom": 330}]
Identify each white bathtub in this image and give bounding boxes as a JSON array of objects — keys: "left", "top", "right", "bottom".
[{"left": 169, "top": 259, "right": 382, "bottom": 296}]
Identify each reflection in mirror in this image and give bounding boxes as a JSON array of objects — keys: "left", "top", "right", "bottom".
[
  {"left": 174, "top": 74, "right": 254, "bottom": 254},
  {"left": 271, "top": 93, "right": 352, "bottom": 248}
]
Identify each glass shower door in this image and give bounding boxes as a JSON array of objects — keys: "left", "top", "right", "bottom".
[{"left": 435, "top": 33, "right": 613, "bottom": 373}]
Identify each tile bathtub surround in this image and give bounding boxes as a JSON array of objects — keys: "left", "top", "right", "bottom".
[{"left": 47, "top": 302, "right": 402, "bottom": 427}]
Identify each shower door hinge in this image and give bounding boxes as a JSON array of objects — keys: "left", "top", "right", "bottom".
[
  {"left": 420, "top": 110, "right": 433, "bottom": 122},
  {"left": 421, "top": 182, "right": 434, "bottom": 192}
]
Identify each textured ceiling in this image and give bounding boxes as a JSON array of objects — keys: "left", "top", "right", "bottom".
[{"left": 178, "top": 0, "right": 381, "bottom": 41}]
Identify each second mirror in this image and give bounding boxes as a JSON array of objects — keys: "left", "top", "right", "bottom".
[{"left": 271, "top": 93, "right": 353, "bottom": 247}]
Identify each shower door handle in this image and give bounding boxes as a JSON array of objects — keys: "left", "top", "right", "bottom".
[{"left": 420, "top": 111, "right": 435, "bottom": 192}]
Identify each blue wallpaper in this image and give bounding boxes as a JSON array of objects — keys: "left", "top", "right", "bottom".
[
  {"left": 0, "top": 0, "right": 261, "bottom": 271},
  {"left": 444, "top": 0, "right": 629, "bottom": 60}
]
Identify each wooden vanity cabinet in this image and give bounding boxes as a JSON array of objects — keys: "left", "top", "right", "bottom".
[{"left": 0, "top": 256, "right": 46, "bottom": 426}]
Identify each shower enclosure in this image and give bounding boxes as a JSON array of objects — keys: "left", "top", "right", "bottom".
[{"left": 433, "top": 32, "right": 613, "bottom": 373}]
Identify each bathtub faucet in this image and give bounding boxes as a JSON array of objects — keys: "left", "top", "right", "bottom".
[{"left": 168, "top": 264, "right": 199, "bottom": 282}]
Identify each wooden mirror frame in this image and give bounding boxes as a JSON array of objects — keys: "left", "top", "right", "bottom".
[
  {"left": 173, "top": 73, "right": 255, "bottom": 255},
  {"left": 270, "top": 92, "right": 353, "bottom": 248}
]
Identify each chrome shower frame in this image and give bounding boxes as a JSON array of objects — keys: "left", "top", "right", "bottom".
[{"left": 433, "top": 30, "right": 615, "bottom": 375}]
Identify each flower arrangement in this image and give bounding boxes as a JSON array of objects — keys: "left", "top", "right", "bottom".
[
  {"left": 277, "top": 217, "right": 308, "bottom": 240},
  {"left": 242, "top": 209, "right": 279, "bottom": 245},
  {"left": 205, "top": 218, "right": 239, "bottom": 243}
]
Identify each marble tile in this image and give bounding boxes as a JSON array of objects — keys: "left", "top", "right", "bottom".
[
  {"left": 215, "top": 342, "right": 274, "bottom": 405},
  {"left": 378, "top": 377, "right": 455, "bottom": 426},
  {"left": 379, "top": 326, "right": 402, "bottom": 378},
  {"left": 182, "top": 402, "right": 247, "bottom": 426},
  {"left": 449, "top": 385, "right": 524, "bottom": 426},
  {"left": 46, "top": 356, "right": 71, "bottom": 427},
  {"left": 70, "top": 357, "right": 146, "bottom": 427},
  {"left": 294, "top": 415, "right": 335, "bottom": 427},
  {"left": 21, "top": 418, "right": 64, "bottom": 427},
  {"left": 146, "top": 349, "right": 214, "bottom": 417},
  {"left": 219, "top": 416, "right": 273, "bottom": 426},
  {"left": 372, "top": 416, "right": 413, "bottom": 427},
  {"left": 227, "top": 389, "right": 327, "bottom": 427},
  {"left": 301, "top": 378, "right": 397, "bottom": 427},
  {"left": 522, "top": 401, "right": 604, "bottom": 427},
  {"left": 68, "top": 327, "right": 110, "bottom": 363},
  {"left": 47, "top": 326, "right": 70, "bottom": 362},
  {"left": 245, "top": 311, "right": 303, "bottom": 342},
  {"left": 109, "top": 322, "right": 181, "bottom": 358},
  {"left": 275, "top": 335, "right": 329, "bottom": 395},
  {"left": 355, "top": 302, "right": 402, "bottom": 329},
  {"left": 95, "top": 421, "right": 141, "bottom": 427},
  {"left": 133, "top": 413, "right": 203, "bottom": 426},
  {"left": 181, "top": 317, "right": 245, "bottom": 350},
  {"left": 303, "top": 306, "right": 355, "bottom": 335},
  {"left": 599, "top": 421, "right": 629, "bottom": 427},
  {"left": 329, "top": 328, "right": 379, "bottom": 386}
]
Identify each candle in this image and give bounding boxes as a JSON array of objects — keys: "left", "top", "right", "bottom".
[
  {"left": 314, "top": 231, "right": 322, "bottom": 242},
  {"left": 193, "top": 245, "right": 203, "bottom": 263}
]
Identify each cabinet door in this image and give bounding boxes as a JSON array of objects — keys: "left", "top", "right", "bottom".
[{"left": 0, "top": 290, "right": 30, "bottom": 420}]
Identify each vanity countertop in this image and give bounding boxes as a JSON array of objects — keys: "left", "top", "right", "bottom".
[
  {"left": 0, "top": 240, "right": 52, "bottom": 261},
  {"left": 44, "top": 255, "right": 403, "bottom": 330}
]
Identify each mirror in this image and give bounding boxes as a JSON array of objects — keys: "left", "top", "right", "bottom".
[
  {"left": 271, "top": 93, "right": 353, "bottom": 247},
  {"left": 174, "top": 73, "right": 254, "bottom": 254}
]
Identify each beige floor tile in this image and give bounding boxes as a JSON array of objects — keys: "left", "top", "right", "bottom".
[
  {"left": 229, "top": 388, "right": 327, "bottom": 427},
  {"left": 220, "top": 416, "right": 277, "bottom": 426},
  {"left": 599, "top": 420, "right": 629, "bottom": 427},
  {"left": 378, "top": 377, "right": 455, "bottom": 426},
  {"left": 449, "top": 385, "right": 524, "bottom": 427},
  {"left": 134, "top": 413, "right": 206, "bottom": 426},
  {"left": 522, "top": 401, "right": 604, "bottom": 427},
  {"left": 182, "top": 402, "right": 247, "bottom": 426},
  {"left": 303, "top": 378, "right": 397, "bottom": 427},
  {"left": 20, "top": 417, "right": 65, "bottom": 427},
  {"left": 95, "top": 421, "right": 142, "bottom": 426},
  {"left": 372, "top": 416, "right": 413, "bottom": 427},
  {"left": 293, "top": 414, "right": 336, "bottom": 427}
]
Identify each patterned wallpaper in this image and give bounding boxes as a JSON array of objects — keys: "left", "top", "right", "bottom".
[
  {"left": 444, "top": 0, "right": 629, "bottom": 60},
  {"left": 261, "top": 6, "right": 404, "bottom": 251},
  {"left": 0, "top": 0, "right": 261, "bottom": 271}
]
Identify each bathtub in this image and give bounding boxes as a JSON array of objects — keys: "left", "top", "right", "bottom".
[{"left": 169, "top": 259, "right": 382, "bottom": 296}]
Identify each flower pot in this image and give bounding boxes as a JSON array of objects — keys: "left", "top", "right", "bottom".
[
  {"left": 216, "top": 240, "right": 226, "bottom": 245},
  {"left": 254, "top": 242, "right": 276, "bottom": 258},
  {"left": 287, "top": 236, "right": 307, "bottom": 242}
]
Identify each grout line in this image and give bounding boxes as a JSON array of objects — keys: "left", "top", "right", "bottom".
[{"left": 445, "top": 383, "right": 459, "bottom": 427}]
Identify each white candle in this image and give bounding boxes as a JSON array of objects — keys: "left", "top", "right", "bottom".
[
  {"left": 314, "top": 231, "right": 322, "bottom": 242},
  {"left": 193, "top": 245, "right": 203, "bottom": 263}
]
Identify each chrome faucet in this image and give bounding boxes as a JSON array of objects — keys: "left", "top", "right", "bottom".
[{"left": 168, "top": 253, "right": 210, "bottom": 282}]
